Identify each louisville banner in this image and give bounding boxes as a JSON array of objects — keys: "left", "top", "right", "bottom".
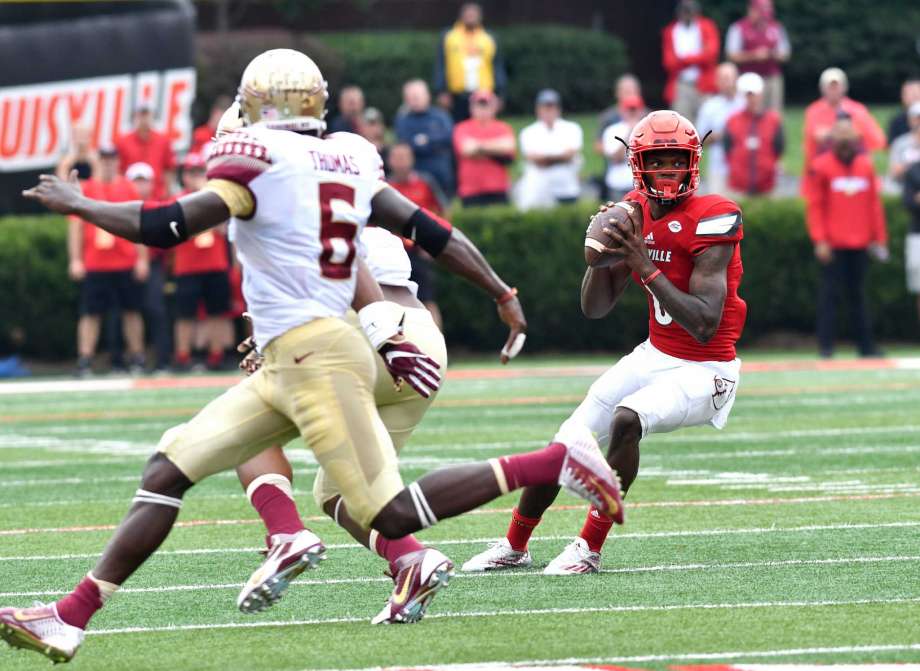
[{"left": 0, "top": 2, "right": 195, "bottom": 214}]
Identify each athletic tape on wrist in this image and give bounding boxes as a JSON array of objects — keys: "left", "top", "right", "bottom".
[{"left": 358, "top": 301, "right": 402, "bottom": 350}]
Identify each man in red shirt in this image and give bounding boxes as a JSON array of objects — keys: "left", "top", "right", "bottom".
[
  {"left": 465, "top": 110, "right": 746, "bottom": 574},
  {"left": 190, "top": 95, "right": 232, "bottom": 154},
  {"left": 802, "top": 68, "right": 886, "bottom": 198},
  {"left": 67, "top": 146, "right": 148, "bottom": 376},
  {"left": 115, "top": 103, "right": 177, "bottom": 200},
  {"left": 453, "top": 89, "right": 515, "bottom": 206},
  {"left": 171, "top": 153, "right": 232, "bottom": 371},
  {"left": 724, "top": 72, "right": 784, "bottom": 195},
  {"left": 807, "top": 116, "right": 887, "bottom": 358},
  {"left": 387, "top": 142, "right": 448, "bottom": 327},
  {"left": 662, "top": 0, "right": 720, "bottom": 122}
]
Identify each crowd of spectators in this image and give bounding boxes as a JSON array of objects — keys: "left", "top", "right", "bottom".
[{"left": 52, "top": 0, "right": 920, "bottom": 371}]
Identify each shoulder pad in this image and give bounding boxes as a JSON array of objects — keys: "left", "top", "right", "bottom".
[{"left": 206, "top": 131, "right": 272, "bottom": 186}]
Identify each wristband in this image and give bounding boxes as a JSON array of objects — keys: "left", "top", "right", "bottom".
[
  {"left": 358, "top": 301, "right": 402, "bottom": 350},
  {"left": 641, "top": 269, "right": 662, "bottom": 286},
  {"left": 140, "top": 200, "right": 188, "bottom": 248},
  {"left": 496, "top": 287, "right": 518, "bottom": 305}
]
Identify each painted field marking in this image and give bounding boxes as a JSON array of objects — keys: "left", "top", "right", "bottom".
[
  {"left": 2, "top": 520, "right": 918, "bottom": 562},
  {"left": 80, "top": 595, "right": 920, "bottom": 636},
  {"left": 316, "top": 646, "right": 920, "bottom": 671},
  {"left": 2, "top": 555, "right": 917, "bottom": 599}
]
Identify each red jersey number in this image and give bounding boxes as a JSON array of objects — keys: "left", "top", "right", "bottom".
[{"left": 318, "top": 182, "right": 358, "bottom": 280}]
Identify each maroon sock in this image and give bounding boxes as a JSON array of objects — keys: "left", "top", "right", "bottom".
[
  {"left": 506, "top": 508, "right": 542, "bottom": 551},
  {"left": 579, "top": 506, "right": 614, "bottom": 553},
  {"left": 373, "top": 532, "right": 426, "bottom": 575},
  {"left": 250, "top": 483, "right": 304, "bottom": 537},
  {"left": 56, "top": 577, "right": 103, "bottom": 629},
  {"left": 496, "top": 442, "right": 566, "bottom": 491}
]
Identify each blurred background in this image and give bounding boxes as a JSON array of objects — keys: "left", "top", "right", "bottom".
[{"left": 1, "top": 0, "right": 919, "bottom": 377}]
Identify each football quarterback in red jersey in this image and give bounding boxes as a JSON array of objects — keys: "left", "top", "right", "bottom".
[{"left": 464, "top": 110, "right": 746, "bottom": 574}]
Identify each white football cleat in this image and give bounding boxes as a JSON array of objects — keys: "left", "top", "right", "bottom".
[
  {"left": 0, "top": 602, "right": 84, "bottom": 663},
  {"left": 372, "top": 548, "right": 454, "bottom": 624},
  {"left": 237, "top": 529, "right": 326, "bottom": 614},
  {"left": 461, "top": 538, "right": 533, "bottom": 572},
  {"left": 555, "top": 420, "right": 625, "bottom": 524},
  {"left": 543, "top": 538, "right": 601, "bottom": 575}
]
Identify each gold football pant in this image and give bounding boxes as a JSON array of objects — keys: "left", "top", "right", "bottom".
[
  {"left": 158, "top": 317, "right": 402, "bottom": 528},
  {"left": 312, "top": 304, "right": 448, "bottom": 509}
]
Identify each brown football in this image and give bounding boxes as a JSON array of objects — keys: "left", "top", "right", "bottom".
[{"left": 584, "top": 201, "right": 639, "bottom": 267}]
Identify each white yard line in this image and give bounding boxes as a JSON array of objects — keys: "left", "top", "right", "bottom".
[
  {"left": 2, "top": 520, "right": 918, "bottom": 562},
  {"left": 316, "top": 645, "right": 920, "bottom": 670},
  {"left": 2, "top": 555, "right": 917, "bottom": 599},
  {"left": 81, "top": 596, "right": 920, "bottom": 636}
]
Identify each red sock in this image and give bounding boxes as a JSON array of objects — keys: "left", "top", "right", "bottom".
[
  {"left": 373, "top": 532, "right": 426, "bottom": 575},
  {"left": 579, "top": 506, "right": 614, "bottom": 553},
  {"left": 506, "top": 508, "right": 542, "bottom": 551},
  {"left": 56, "top": 576, "right": 104, "bottom": 629},
  {"left": 249, "top": 481, "right": 304, "bottom": 538},
  {"left": 496, "top": 442, "right": 566, "bottom": 491}
]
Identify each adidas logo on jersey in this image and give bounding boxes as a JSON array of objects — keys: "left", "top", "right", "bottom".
[{"left": 644, "top": 232, "right": 655, "bottom": 245}]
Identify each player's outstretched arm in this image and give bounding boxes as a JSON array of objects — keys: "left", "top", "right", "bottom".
[
  {"left": 23, "top": 170, "right": 229, "bottom": 247},
  {"left": 370, "top": 185, "right": 527, "bottom": 363}
]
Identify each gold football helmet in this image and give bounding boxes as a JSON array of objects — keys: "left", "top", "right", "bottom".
[
  {"left": 238, "top": 48, "right": 328, "bottom": 133},
  {"left": 215, "top": 99, "right": 244, "bottom": 138}
]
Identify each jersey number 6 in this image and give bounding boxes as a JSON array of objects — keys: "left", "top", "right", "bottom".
[
  {"left": 318, "top": 182, "right": 358, "bottom": 280},
  {"left": 646, "top": 286, "right": 673, "bottom": 326}
]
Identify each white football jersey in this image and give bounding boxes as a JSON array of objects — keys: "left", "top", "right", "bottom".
[
  {"left": 206, "top": 127, "right": 385, "bottom": 347},
  {"left": 359, "top": 226, "right": 417, "bottom": 295}
]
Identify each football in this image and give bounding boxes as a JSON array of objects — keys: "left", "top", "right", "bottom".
[{"left": 584, "top": 201, "right": 640, "bottom": 267}]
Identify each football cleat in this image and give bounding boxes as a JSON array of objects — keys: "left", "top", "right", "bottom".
[
  {"left": 0, "top": 602, "right": 84, "bottom": 663},
  {"left": 237, "top": 529, "right": 326, "bottom": 614},
  {"left": 372, "top": 549, "right": 454, "bottom": 624},
  {"left": 543, "top": 538, "right": 601, "bottom": 575},
  {"left": 461, "top": 538, "right": 533, "bottom": 572},
  {"left": 555, "top": 420, "right": 625, "bottom": 524}
]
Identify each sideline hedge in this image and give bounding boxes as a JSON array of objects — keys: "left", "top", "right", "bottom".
[
  {"left": 0, "top": 198, "right": 913, "bottom": 359},
  {"left": 195, "top": 26, "right": 628, "bottom": 121}
]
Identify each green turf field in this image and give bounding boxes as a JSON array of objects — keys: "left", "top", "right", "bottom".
[{"left": 1, "top": 354, "right": 919, "bottom": 670}]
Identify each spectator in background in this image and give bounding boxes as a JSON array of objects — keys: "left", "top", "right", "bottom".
[
  {"left": 516, "top": 89, "right": 583, "bottom": 211},
  {"left": 802, "top": 67, "right": 886, "bottom": 187},
  {"left": 901, "top": 124, "right": 920, "bottom": 322},
  {"left": 595, "top": 74, "right": 646, "bottom": 200},
  {"left": 887, "top": 78, "right": 920, "bottom": 144},
  {"left": 116, "top": 103, "right": 176, "bottom": 200},
  {"left": 725, "top": 0, "right": 791, "bottom": 112},
  {"left": 126, "top": 162, "right": 171, "bottom": 372},
  {"left": 601, "top": 94, "right": 645, "bottom": 202},
  {"left": 358, "top": 107, "right": 391, "bottom": 169},
  {"left": 662, "top": 0, "right": 720, "bottom": 122},
  {"left": 171, "top": 153, "right": 232, "bottom": 372},
  {"left": 806, "top": 116, "right": 887, "bottom": 359},
  {"left": 67, "top": 146, "right": 148, "bottom": 377},
  {"left": 387, "top": 143, "right": 447, "bottom": 328},
  {"left": 56, "top": 125, "right": 100, "bottom": 181},
  {"left": 395, "top": 79, "right": 455, "bottom": 198},
  {"left": 724, "top": 72, "right": 784, "bottom": 196},
  {"left": 696, "top": 62, "right": 741, "bottom": 194},
  {"left": 453, "top": 89, "right": 515, "bottom": 207},
  {"left": 435, "top": 2, "right": 506, "bottom": 122},
  {"left": 190, "top": 94, "right": 232, "bottom": 154},
  {"left": 327, "top": 85, "right": 365, "bottom": 134},
  {"left": 888, "top": 102, "right": 920, "bottom": 184}
]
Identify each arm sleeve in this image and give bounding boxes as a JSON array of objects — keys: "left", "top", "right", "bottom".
[
  {"left": 701, "top": 19, "right": 721, "bottom": 66},
  {"left": 688, "top": 199, "right": 744, "bottom": 255},
  {"left": 857, "top": 106, "right": 888, "bottom": 151},
  {"left": 805, "top": 166, "right": 829, "bottom": 243}
]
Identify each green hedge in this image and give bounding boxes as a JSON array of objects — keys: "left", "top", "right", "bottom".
[
  {"left": 703, "top": 0, "right": 920, "bottom": 104},
  {"left": 0, "top": 198, "right": 913, "bottom": 359},
  {"left": 195, "top": 26, "right": 628, "bottom": 122}
]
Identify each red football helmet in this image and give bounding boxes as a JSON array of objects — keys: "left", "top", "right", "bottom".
[{"left": 626, "top": 110, "right": 702, "bottom": 202}]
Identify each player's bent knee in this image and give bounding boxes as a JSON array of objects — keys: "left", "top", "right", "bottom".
[
  {"left": 139, "top": 453, "right": 194, "bottom": 499},
  {"left": 610, "top": 407, "right": 642, "bottom": 445}
]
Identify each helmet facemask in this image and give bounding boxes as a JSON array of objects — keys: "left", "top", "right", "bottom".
[{"left": 631, "top": 147, "right": 697, "bottom": 203}]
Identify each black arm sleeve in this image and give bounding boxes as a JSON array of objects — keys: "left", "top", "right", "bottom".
[{"left": 139, "top": 201, "right": 189, "bottom": 249}]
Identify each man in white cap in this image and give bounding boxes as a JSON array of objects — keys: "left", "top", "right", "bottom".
[
  {"left": 723, "top": 71, "right": 784, "bottom": 196},
  {"left": 802, "top": 67, "right": 886, "bottom": 198}
]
